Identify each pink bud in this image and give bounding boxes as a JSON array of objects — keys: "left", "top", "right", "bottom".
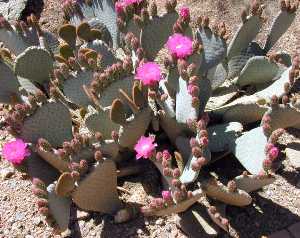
[
  {"left": 179, "top": 6, "right": 190, "bottom": 20},
  {"left": 200, "top": 137, "right": 209, "bottom": 146},
  {"left": 162, "top": 190, "right": 172, "bottom": 201},
  {"left": 190, "top": 138, "right": 199, "bottom": 147},
  {"left": 162, "top": 150, "right": 171, "bottom": 160},
  {"left": 156, "top": 152, "right": 163, "bottom": 162},
  {"left": 268, "top": 146, "right": 279, "bottom": 161}
]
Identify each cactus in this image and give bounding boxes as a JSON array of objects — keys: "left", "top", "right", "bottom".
[{"left": 0, "top": 1, "right": 299, "bottom": 237}]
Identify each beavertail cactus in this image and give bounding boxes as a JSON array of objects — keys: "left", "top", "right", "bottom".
[{"left": 0, "top": 1, "right": 300, "bottom": 237}]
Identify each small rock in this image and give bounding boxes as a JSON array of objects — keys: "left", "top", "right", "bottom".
[
  {"left": 286, "top": 145, "right": 300, "bottom": 169},
  {"left": 165, "top": 224, "right": 172, "bottom": 232},
  {"left": 77, "top": 210, "right": 90, "bottom": 220},
  {"left": 3, "top": 195, "right": 9, "bottom": 201},
  {"left": 155, "top": 218, "right": 164, "bottom": 226},
  {"left": 1, "top": 168, "right": 15, "bottom": 180},
  {"left": 15, "top": 212, "right": 25, "bottom": 221},
  {"left": 61, "top": 229, "right": 72, "bottom": 238},
  {"left": 25, "top": 235, "right": 34, "bottom": 238},
  {"left": 33, "top": 217, "right": 42, "bottom": 226},
  {"left": 137, "top": 229, "right": 143, "bottom": 235}
]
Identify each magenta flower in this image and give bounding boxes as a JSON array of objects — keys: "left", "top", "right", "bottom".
[
  {"left": 115, "top": 0, "right": 142, "bottom": 13},
  {"left": 134, "top": 136, "right": 157, "bottom": 160},
  {"left": 135, "top": 62, "right": 162, "bottom": 86},
  {"left": 162, "top": 190, "right": 172, "bottom": 201},
  {"left": 268, "top": 146, "right": 279, "bottom": 160},
  {"left": 2, "top": 139, "right": 30, "bottom": 165},
  {"left": 167, "top": 33, "right": 193, "bottom": 59},
  {"left": 179, "top": 6, "right": 190, "bottom": 20},
  {"left": 115, "top": 2, "right": 124, "bottom": 14}
]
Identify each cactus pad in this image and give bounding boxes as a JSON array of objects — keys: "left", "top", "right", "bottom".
[
  {"left": 207, "top": 122, "right": 243, "bottom": 153},
  {"left": 227, "top": 15, "right": 263, "bottom": 60},
  {"left": 140, "top": 12, "right": 178, "bottom": 60},
  {"left": 47, "top": 184, "right": 71, "bottom": 231},
  {"left": 264, "top": 9, "right": 297, "bottom": 52},
  {"left": 0, "top": 60, "right": 20, "bottom": 103},
  {"left": 63, "top": 71, "right": 94, "bottom": 107},
  {"left": 14, "top": 46, "right": 53, "bottom": 84},
  {"left": 20, "top": 102, "right": 73, "bottom": 146},
  {"left": 233, "top": 127, "right": 267, "bottom": 174},
  {"left": 196, "top": 26, "right": 227, "bottom": 70},
  {"left": 84, "top": 108, "right": 120, "bottom": 139},
  {"left": 236, "top": 56, "right": 283, "bottom": 87},
  {"left": 72, "top": 159, "right": 122, "bottom": 214}
]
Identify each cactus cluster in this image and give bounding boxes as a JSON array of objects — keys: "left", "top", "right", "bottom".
[{"left": 0, "top": 0, "right": 300, "bottom": 236}]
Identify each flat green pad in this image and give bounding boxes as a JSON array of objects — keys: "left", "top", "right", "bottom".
[
  {"left": 84, "top": 40, "right": 117, "bottom": 68},
  {"left": 20, "top": 102, "right": 72, "bottom": 147},
  {"left": 26, "top": 152, "right": 60, "bottom": 186},
  {"left": 176, "top": 76, "right": 199, "bottom": 124},
  {"left": 0, "top": 26, "right": 30, "bottom": 55},
  {"left": 236, "top": 56, "right": 283, "bottom": 87},
  {"left": 196, "top": 27, "right": 227, "bottom": 70},
  {"left": 141, "top": 12, "right": 178, "bottom": 60},
  {"left": 264, "top": 104, "right": 300, "bottom": 131},
  {"left": 256, "top": 66, "right": 291, "bottom": 100},
  {"left": 208, "top": 62, "right": 228, "bottom": 90},
  {"left": 84, "top": 109, "right": 120, "bottom": 139},
  {"left": 118, "top": 107, "right": 152, "bottom": 149},
  {"left": 227, "top": 15, "right": 263, "bottom": 60},
  {"left": 264, "top": 10, "right": 296, "bottom": 52},
  {"left": 47, "top": 184, "right": 71, "bottom": 231},
  {"left": 92, "top": 0, "right": 120, "bottom": 47},
  {"left": 99, "top": 76, "right": 134, "bottom": 108},
  {"left": 233, "top": 127, "right": 267, "bottom": 175},
  {"left": 207, "top": 122, "right": 243, "bottom": 153},
  {"left": 63, "top": 71, "right": 93, "bottom": 107},
  {"left": 0, "top": 60, "right": 20, "bottom": 103},
  {"left": 69, "top": 0, "right": 119, "bottom": 47},
  {"left": 227, "top": 42, "right": 264, "bottom": 80},
  {"left": 14, "top": 46, "right": 53, "bottom": 84},
  {"left": 213, "top": 95, "right": 268, "bottom": 124},
  {"left": 206, "top": 84, "right": 238, "bottom": 110},
  {"left": 234, "top": 174, "right": 275, "bottom": 193},
  {"left": 73, "top": 159, "right": 122, "bottom": 214}
]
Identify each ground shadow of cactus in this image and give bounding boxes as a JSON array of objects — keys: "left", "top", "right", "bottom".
[{"left": 228, "top": 194, "right": 300, "bottom": 238}]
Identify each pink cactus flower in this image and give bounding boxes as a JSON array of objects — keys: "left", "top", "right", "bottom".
[
  {"left": 134, "top": 136, "right": 157, "bottom": 160},
  {"left": 2, "top": 139, "right": 30, "bottom": 165},
  {"left": 162, "top": 190, "right": 172, "bottom": 200},
  {"left": 179, "top": 6, "right": 190, "bottom": 20},
  {"left": 268, "top": 146, "right": 279, "bottom": 160},
  {"left": 115, "top": 2, "right": 125, "bottom": 14},
  {"left": 115, "top": 0, "right": 142, "bottom": 13},
  {"left": 167, "top": 33, "right": 193, "bottom": 59},
  {"left": 135, "top": 62, "right": 162, "bottom": 86}
]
